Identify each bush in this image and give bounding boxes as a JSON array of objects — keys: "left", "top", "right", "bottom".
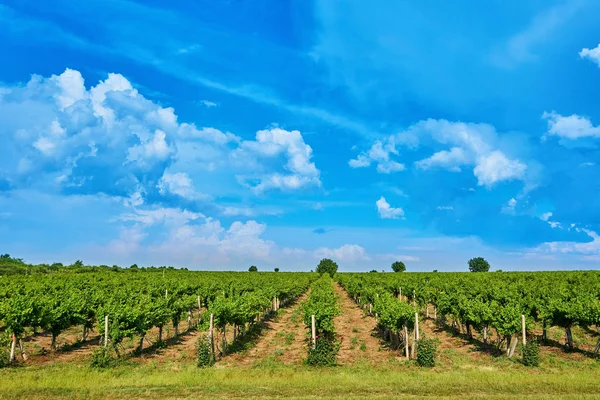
[
  {"left": 521, "top": 339, "right": 540, "bottom": 367},
  {"left": 416, "top": 337, "right": 438, "bottom": 367},
  {"left": 305, "top": 334, "right": 340, "bottom": 366},
  {"left": 196, "top": 335, "right": 214, "bottom": 368},
  {"left": 90, "top": 347, "right": 117, "bottom": 369},
  {"left": 0, "top": 334, "right": 10, "bottom": 368},
  {"left": 0, "top": 348, "right": 8, "bottom": 368}
]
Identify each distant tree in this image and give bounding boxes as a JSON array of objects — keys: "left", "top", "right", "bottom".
[
  {"left": 468, "top": 257, "right": 490, "bottom": 272},
  {"left": 248, "top": 265, "right": 258, "bottom": 272},
  {"left": 72, "top": 260, "right": 84, "bottom": 268},
  {"left": 129, "top": 264, "right": 138, "bottom": 269},
  {"left": 369, "top": 269, "right": 378, "bottom": 273},
  {"left": 391, "top": 261, "right": 406, "bottom": 273},
  {"left": 274, "top": 268, "right": 280, "bottom": 272},
  {"left": 316, "top": 258, "right": 338, "bottom": 277},
  {"left": 433, "top": 269, "right": 438, "bottom": 273}
]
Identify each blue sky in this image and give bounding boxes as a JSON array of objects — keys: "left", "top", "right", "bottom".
[{"left": 1, "top": 0, "right": 600, "bottom": 271}]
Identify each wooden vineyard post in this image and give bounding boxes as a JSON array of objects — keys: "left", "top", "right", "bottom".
[
  {"left": 165, "top": 289, "right": 168, "bottom": 299},
  {"left": 483, "top": 326, "right": 488, "bottom": 344},
  {"left": 187, "top": 311, "right": 192, "bottom": 330},
  {"left": 9, "top": 333, "right": 16, "bottom": 362},
  {"left": 104, "top": 315, "right": 109, "bottom": 348},
  {"left": 403, "top": 326, "right": 409, "bottom": 359},
  {"left": 521, "top": 315, "right": 526, "bottom": 345},
  {"left": 411, "top": 312, "right": 419, "bottom": 359},
  {"left": 197, "top": 296, "right": 202, "bottom": 322},
  {"left": 18, "top": 339, "right": 27, "bottom": 361},
  {"left": 412, "top": 290, "right": 416, "bottom": 307},
  {"left": 209, "top": 313, "right": 215, "bottom": 361},
  {"left": 311, "top": 315, "right": 316, "bottom": 349},
  {"left": 434, "top": 306, "right": 437, "bottom": 320},
  {"left": 273, "top": 296, "right": 277, "bottom": 312},
  {"left": 415, "top": 312, "right": 420, "bottom": 341},
  {"left": 426, "top": 305, "right": 429, "bottom": 319}
]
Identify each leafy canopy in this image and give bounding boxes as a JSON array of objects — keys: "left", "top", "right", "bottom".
[
  {"left": 316, "top": 258, "right": 338, "bottom": 277},
  {"left": 468, "top": 257, "right": 490, "bottom": 272},
  {"left": 248, "top": 265, "right": 258, "bottom": 272},
  {"left": 391, "top": 261, "right": 406, "bottom": 273}
]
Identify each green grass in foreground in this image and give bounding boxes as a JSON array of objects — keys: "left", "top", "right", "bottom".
[{"left": 2, "top": 361, "right": 600, "bottom": 400}]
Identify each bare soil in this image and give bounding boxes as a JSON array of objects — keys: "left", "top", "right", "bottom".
[
  {"left": 333, "top": 283, "right": 396, "bottom": 365},
  {"left": 220, "top": 294, "right": 309, "bottom": 367}
]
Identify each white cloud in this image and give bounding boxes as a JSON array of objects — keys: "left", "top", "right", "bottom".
[
  {"left": 532, "top": 229, "right": 600, "bottom": 256},
  {"left": 501, "top": 197, "right": 518, "bottom": 214},
  {"left": 351, "top": 119, "right": 528, "bottom": 187},
  {"left": 416, "top": 147, "right": 468, "bottom": 172},
  {"left": 542, "top": 111, "right": 600, "bottom": 139},
  {"left": 0, "top": 68, "right": 320, "bottom": 205},
  {"left": 313, "top": 244, "right": 370, "bottom": 263},
  {"left": 157, "top": 171, "right": 208, "bottom": 200},
  {"left": 118, "top": 207, "right": 204, "bottom": 227},
  {"left": 436, "top": 206, "right": 454, "bottom": 211},
  {"left": 198, "top": 100, "right": 218, "bottom": 108},
  {"left": 51, "top": 68, "right": 87, "bottom": 110},
  {"left": 540, "top": 212, "right": 552, "bottom": 222},
  {"left": 579, "top": 43, "right": 600, "bottom": 67},
  {"left": 376, "top": 196, "right": 404, "bottom": 219},
  {"left": 473, "top": 151, "right": 527, "bottom": 187},
  {"left": 126, "top": 129, "right": 174, "bottom": 166},
  {"left": 236, "top": 127, "right": 321, "bottom": 192},
  {"left": 349, "top": 139, "right": 405, "bottom": 173}
]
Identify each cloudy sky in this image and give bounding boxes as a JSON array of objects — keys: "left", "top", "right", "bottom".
[{"left": 1, "top": 0, "right": 600, "bottom": 271}]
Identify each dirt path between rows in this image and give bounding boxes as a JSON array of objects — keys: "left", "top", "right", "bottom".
[
  {"left": 220, "top": 294, "right": 309, "bottom": 367},
  {"left": 333, "top": 283, "right": 395, "bottom": 365}
]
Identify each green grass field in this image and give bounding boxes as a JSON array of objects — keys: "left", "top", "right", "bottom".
[{"left": 2, "top": 356, "right": 600, "bottom": 400}]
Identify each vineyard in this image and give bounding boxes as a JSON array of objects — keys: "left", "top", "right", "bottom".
[{"left": 2, "top": 268, "right": 600, "bottom": 398}]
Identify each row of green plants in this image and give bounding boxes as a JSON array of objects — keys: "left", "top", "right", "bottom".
[
  {"left": 302, "top": 274, "right": 341, "bottom": 366},
  {"left": 0, "top": 271, "right": 316, "bottom": 365},
  {"left": 338, "top": 271, "right": 600, "bottom": 364}
]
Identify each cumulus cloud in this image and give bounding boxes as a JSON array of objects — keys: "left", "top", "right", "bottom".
[
  {"left": 473, "top": 151, "right": 527, "bottom": 187},
  {"left": 540, "top": 212, "right": 552, "bottom": 222},
  {"left": 349, "top": 139, "right": 405, "bottom": 173},
  {"left": 0, "top": 68, "right": 320, "bottom": 206},
  {"left": 235, "top": 127, "right": 321, "bottom": 192},
  {"left": 351, "top": 119, "right": 528, "bottom": 187},
  {"left": 532, "top": 229, "right": 600, "bottom": 256},
  {"left": 542, "top": 111, "right": 600, "bottom": 140},
  {"left": 313, "top": 244, "right": 370, "bottom": 263},
  {"left": 376, "top": 196, "right": 405, "bottom": 219},
  {"left": 415, "top": 147, "right": 468, "bottom": 172},
  {"left": 106, "top": 205, "right": 400, "bottom": 268},
  {"left": 579, "top": 43, "right": 600, "bottom": 67}
]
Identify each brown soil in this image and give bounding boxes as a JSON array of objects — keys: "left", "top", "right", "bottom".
[
  {"left": 220, "top": 295, "right": 309, "bottom": 367},
  {"left": 333, "top": 283, "right": 397, "bottom": 365}
]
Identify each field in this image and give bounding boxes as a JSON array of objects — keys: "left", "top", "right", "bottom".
[{"left": 2, "top": 269, "right": 600, "bottom": 399}]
